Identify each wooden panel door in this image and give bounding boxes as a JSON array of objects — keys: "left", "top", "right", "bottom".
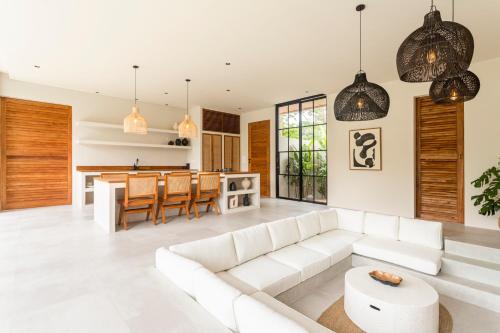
[
  {"left": 224, "top": 136, "right": 240, "bottom": 172},
  {"left": 415, "top": 96, "right": 464, "bottom": 223},
  {"left": 0, "top": 98, "right": 72, "bottom": 210},
  {"left": 202, "top": 133, "right": 222, "bottom": 171},
  {"left": 248, "top": 120, "right": 270, "bottom": 197}
]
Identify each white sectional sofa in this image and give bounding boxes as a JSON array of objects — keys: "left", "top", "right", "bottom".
[{"left": 156, "top": 208, "right": 443, "bottom": 333}]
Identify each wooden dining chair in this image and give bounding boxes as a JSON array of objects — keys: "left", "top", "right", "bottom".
[
  {"left": 191, "top": 172, "right": 221, "bottom": 218},
  {"left": 117, "top": 174, "right": 158, "bottom": 230},
  {"left": 156, "top": 173, "right": 192, "bottom": 223}
]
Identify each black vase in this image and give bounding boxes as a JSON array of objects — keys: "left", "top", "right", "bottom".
[
  {"left": 243, "top": 194, "right": 250, "bottom": 206},
  {"left": 182, "top": 138, "right": 189, "bottom": 146},
  {"left": 229, "top": 182, "right": 236, "bottom": 191},
  {"left": 175, "top": 138, "right": 182, "bottom": 146}
]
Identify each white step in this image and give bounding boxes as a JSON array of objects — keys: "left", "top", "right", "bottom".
[
  {"left": 441, "top": 253, "right": 500, "bottom": 287},
  {"left": 445, "top": 239, "right": 500, "bottom": 264}
]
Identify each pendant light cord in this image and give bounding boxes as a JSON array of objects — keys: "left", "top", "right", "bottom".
[
  {"left": 186, "top": 79, "right": 190, "bottom": 116},
  {"left": 134, "top": 66, "right": 137, "bottom": 106},
  {"left": 452, "top": 0, "right": 455, "bottom": 22},
  {"left": 359, "top": 7, "right": 362, "bottom": 72}
]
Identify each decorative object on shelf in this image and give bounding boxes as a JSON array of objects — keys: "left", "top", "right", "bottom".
[
  {"left": 429, "top": 0, "right": 480, "bottom": 104},
  {"left": 175, "top": 138, "right": 182, "bottom": 146},
  {"left": 229, "top": 182, "right": 237, "bottom": 191},
  {"left": 241, "top": 177, "right": 251, "bottom": 190},
  {"left": 124, "top": 65, "right": 148, "bottom": 134},
  {"left": 243, "top": 194, "right": 250, "bottom": 206},
  {"left": 172, "top": 122, "right": 179, "bottom": 130},
  {"left": 369, "top": 270, "right": 403, "bottom": 287},
  {"left": 349, "top": 127, "right": 381, "bottom": 170},
  {"left": 133, "top": 158, "right": 139, "bottom": 170},
  {"left": 229, "top": 196, "right": 238, "bottom": 209},
  {"left": 396, "top": 0, "right": 474, "bottom": 83},
  {"left": 471, "top": 160, "right": 500, "bottom": 220},
  {"left": 168, "top": 140, "right": 174, "bottom": 145},
  {"left": 334, "top": 4, "right": 389, "bottom": 121},
  {"left": 178, "top": 79, "right": 198, "bottom": 138},
  {"left": 181, "top": 138, "right": 189, "bottom": 146}
]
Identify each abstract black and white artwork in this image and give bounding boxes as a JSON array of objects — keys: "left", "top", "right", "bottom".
[{"left": 349, "top": 127, "right": 381, "bottom": 170}]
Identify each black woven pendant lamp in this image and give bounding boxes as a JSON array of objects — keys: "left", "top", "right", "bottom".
[
  {"left": 334, "top": 4, "right": 389, "bottom": 121},
  {"left": 430, "top": 0, "right": 480, "bottom": 103},
  {"left": 396, "top": 0, "right": 474, "bottom": 82}
]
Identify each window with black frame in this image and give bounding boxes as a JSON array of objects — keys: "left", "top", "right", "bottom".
[{"left": 276, "top": 95, "right": 327, "bottom": 204}]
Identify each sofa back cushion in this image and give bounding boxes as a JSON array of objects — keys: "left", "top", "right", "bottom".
[
  {"left": 232, "top": 224, "right": 273, "bottom": 264},
  {"left": 155, "top": 247, "right": 202, "bottom": 297},
  {"left": 193, "top": 267, "right": 242, "bottom": 331},
  {"left": 266, "top": 218, "right": 300, "bottom": 251},
  {"left": 296, "top": 211, "right": 321, "bottom": 241},
  {"left": 234, "top": 294, "right": 309, "bottom": 333},
  {"left": 336, "top": 208, "right": 365, "bottom": 233},
  {"left": 169, "top": 233, "right": 238, "bottom": 272},
  {"left": 399, "top": 217, "right": 443, "bottom": 250},
  {"left": 318, "top": 209, "right": 338, "bottom": 233},
  {"left": 364, "top": 212, "right": 399, "bottom": 240}
]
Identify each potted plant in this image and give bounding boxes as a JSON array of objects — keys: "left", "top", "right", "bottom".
[{"left": 471, "top": 160, "right": 500, "bottom": 226}]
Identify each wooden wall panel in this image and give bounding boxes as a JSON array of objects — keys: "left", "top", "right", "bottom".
[
  {"left": 415, "top": 96, "right": 464, "bottom": 223},
  {"left": 202, "top": 109, "right": 240, "bottom": 134},
  {"left": 0, "top": 98, "right": 72, "bottom": 210}
]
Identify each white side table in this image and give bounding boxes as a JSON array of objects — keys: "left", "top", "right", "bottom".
[{"left": 344, "top": 266, "right": 439, "bottom": 333}]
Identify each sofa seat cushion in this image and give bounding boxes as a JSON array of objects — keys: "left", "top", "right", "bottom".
[
  {"left": 298, "top": 235, "right": 353, "bottom": 265},
  {"left": 320, "top": 229, "right": 365, "bottom": 244},
  {"left": 193, "top": 268, "right": 242, "bottom": 331},
  {"left": 234, "top": 294, "right": 309, "bottom": 333},
  {"left": 155, "top": 247, "right": 202, "bottom": 297},
  {"left": 227, "top": 256, "right": 301, "bottom": 297},
  {"left": 266, "top": 245, "right": 330, "bottom": 281},
  {"left": 216, "top": 271, "right": 258, "bottom": 295},
  {"left": 251, "top": 292, "right": 334, "bottom": 333},
  {"left": 169, "top": 233, "right": 238, "bottom": 272},
  {"left": 352, "top": 236, "right": 442, "bottom": 275}
]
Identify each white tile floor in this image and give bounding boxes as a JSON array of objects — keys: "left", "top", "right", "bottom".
[{"left": 1, "top": 199, "right": 499, "bottom": 333}]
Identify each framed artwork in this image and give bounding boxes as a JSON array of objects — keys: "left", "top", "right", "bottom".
[{"left": 349, "top": 127, "right": 382, "bottom": 170}]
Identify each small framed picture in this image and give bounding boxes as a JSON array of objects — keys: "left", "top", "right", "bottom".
[{"left": 349, "top": 127, "right": 382, "bottom": 170}]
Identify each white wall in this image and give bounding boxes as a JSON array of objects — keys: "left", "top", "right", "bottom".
[
  {"left": 240, "top": 107, "right": 276, "bottom": 197},
  {"left": 241, "top": 57, "right": 500, "bottom": 230},
  {"left": 0, "top": 73, "right": 189, "bottom": 204}
]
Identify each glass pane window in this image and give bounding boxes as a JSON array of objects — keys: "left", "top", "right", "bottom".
[{"left": 276, "top": 95, "right": 327, "bottom": 204}]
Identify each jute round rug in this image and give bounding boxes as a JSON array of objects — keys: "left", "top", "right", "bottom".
[{"left": 317, "top": 296, "right": 453, "bottom": 333}]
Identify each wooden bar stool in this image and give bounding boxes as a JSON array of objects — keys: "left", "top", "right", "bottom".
[
  {"left": 156, "top": 173, "right": 192, "bottom": 223},
  {"left": 117, "top": 174, "right": 158, "bottom": 230},
  {"left": 191, "top": 172, "right": 221, "bottom": 218}
]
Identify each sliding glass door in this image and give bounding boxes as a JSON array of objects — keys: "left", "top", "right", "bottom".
[{"left": 276, "top": 95, "right": 327, "bottom": 204}]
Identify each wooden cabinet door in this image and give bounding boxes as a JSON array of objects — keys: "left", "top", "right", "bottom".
[
  {"left": 415, "top": 96, "right": 464, "bottom": 223},
  {"left": 0, "top": 98, "right": 72, "bottom": 210},
  {"left": 202, "top": 133, "right": 222, "bottom": 171},
  {"left": 248, "top": 120, "right": 270, "bottom": 197},
  {"left": 224, "top": 136, "right": 240, "bottom": 172}
]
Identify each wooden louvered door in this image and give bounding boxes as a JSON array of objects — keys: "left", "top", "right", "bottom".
[
  {"left": 249, "top": 120, "right": 270, "bottom": 197},
  {"left": 415, "top": 96, "right": 464, "bottom": 223},
  {"left": 202, "top": 133, "right": 222, "bottom": 171},
  {"left": 224, "top": 135, "right": 240, "bottom": 172},
  {"left": 0, "top": 98, "right": 72, "bottom": 210}
]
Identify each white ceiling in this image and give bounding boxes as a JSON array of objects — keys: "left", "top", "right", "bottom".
[{"left": 1, "top": 0, "right": 499, "bottom": 112}]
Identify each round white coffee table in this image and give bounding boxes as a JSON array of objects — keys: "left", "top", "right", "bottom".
[{"left": 344, "top": 266, "right": 439, "bottom": 333}]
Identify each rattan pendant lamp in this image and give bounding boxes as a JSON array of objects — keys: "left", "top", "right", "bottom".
[
  {"left": 396, "top": 0, "right": 474, "bottom": 82},
  {"left": 178, "top": 79, "right": 198, "bottom": 138},
  {"left": 334, "top": 4, "right": 389, "bottom": 121},
  {"left": 430, "top": 0, "right": 480, "bottom": 104},
  {"left": 124, "top": 65, "right": 148, "bottom": 134}
]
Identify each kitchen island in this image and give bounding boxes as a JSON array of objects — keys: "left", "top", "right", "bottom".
[{"left": 93, "top": 172, "right": 260, "bottom": 233}]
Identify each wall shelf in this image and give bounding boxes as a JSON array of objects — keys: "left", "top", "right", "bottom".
[
  {"left": 77, "top": 121, "right": 179, "bottom": 134},
  {"left": 77, "top": 139, "right": 191, "bottom": 150}
]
